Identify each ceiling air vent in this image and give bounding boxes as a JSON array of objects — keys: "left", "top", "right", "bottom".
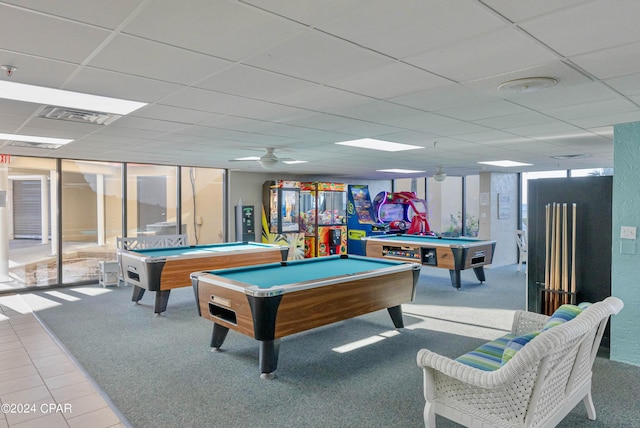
[
  {"left": 5, "top": 140, "right": 63, "bottom": 149},
  {"left": 39, "top": 106, "right": 122, "bottom": 125}
]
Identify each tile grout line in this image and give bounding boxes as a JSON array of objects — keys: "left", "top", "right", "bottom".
[{"left": 3, "top": 295, "right": 132, "bottom": 428}]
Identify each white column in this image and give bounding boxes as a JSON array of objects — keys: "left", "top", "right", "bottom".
[
  {"left": 40, "top": 175, "right": 49, "bottom": 244},
  {"left": 50, "top": 169, "right": 58, "bottom": 256},
  {"left": 97, "top": 174, "right": 105, "bottom": 246},
  {"left": 0, "top": 165, "right": 11, "bottom": 281}
]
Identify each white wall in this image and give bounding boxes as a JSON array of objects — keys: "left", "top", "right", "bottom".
[{"left": 479, "top": 172, "right": 519, "bottom": 267}]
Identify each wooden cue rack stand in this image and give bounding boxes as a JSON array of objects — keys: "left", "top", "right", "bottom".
[{"left": 541, "top": 202, "right": 577, "bottom": 316}]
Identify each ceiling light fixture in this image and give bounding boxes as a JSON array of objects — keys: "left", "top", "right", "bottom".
[
  {"left": 433, "top": 166, "right": 447, "bottom": 182},
  {"left": 335, "top": 138, "right": 423, "bottom": 152},
  {"left": 0, "top": 132, "right": 73, "bottom": 145},
  {"left": 478, "top": 160, "right": 532, "bottom": 167},
  {"left": 497, "top": 77, "right": 557, "bottom": 94},
  {"left": 0, "top": 80, "right": 147, "bottom": 115},
  {"left": 376, "top": 169, "right": 425, "bottom": 174}
]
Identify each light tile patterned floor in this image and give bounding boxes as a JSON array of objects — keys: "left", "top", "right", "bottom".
[{"left": 0, "top": 294, "right": 127, "bottom": 428}]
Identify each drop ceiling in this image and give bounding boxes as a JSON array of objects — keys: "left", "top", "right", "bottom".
[{"left": 0, "top": 0, "right": 638, "bottom": 179}]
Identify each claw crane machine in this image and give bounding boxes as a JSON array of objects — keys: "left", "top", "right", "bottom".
[
  {"left": 300, "top": 182, "right": 347, "bottom": 257},
  {"left": 262, "top": 180, "right": 303, "bottom": 259}
]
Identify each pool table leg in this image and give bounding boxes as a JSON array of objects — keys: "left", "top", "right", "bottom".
[
  {"left": 259, "top": 339, "right": 280, "bottom": 380},
  {"left": 449, "top": 270, "right": 462, "bottom": 289},
  {"left": 154, "top": 290, "right": 171, "bottom": 315},
  {"left": 131, "top": 285, "right": 145, "bottom": 303},
  {"left": 387, "top": 305, "right": 405, "bottom": 328},
  {"left": 473, "top": 267, "right": 486, "bottom": 283},
  {"left": 210, "top": 323, "right": 229, "bottom": 349}
]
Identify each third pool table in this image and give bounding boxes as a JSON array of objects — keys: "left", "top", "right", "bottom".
[{"left": 364, "top": 234, "right": 496, "bottom": 289}]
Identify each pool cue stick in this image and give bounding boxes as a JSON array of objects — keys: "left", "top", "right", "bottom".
[
  {"left": 544, "top": 204, "right": 551, "bottom": 314},
  {"left": 549, "top": 203, "right": 557, "bottom": 313},
  {"left": 562, "top": 203, "right": 568, "bottom": 304},
  {"left": 553, "top": 203, "right": 561, "bottom": 311},
  {"left": 571, "top": 203, "right": 577, "bottom": 303}
]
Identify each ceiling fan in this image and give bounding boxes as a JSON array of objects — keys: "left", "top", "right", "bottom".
[{"left": 229, "top": 147, "right": 298, "bottom": 169}]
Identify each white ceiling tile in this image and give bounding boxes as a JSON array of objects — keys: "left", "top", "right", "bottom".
[
  {"left": 123, "top": 0, "right": 304, "bottom": 61},
  {"left": 434, "top": 100, "right": 530, "bottom": 122},
  {"left": 239, "top": 0, "right": 367, "bottom": 26},
  {"left": 391, "top": 84, "right": 494, "bottom": 111},
  {"left": 133, "top": 105, "right": 222, "bottom": 125},
  {"left": 244, "top": 30, "right": 394, "bottom": 83},
  {"left": 545, "top": 98, "right": 638, "bottom": 121},
  {"left": 1, "top": 0, "right": 145, "bottom": 28},
  {"left": 195, "top": 65, "right": 315, "bottom": 100},
  {"left": 317, "top": 0, "right": 505, "bottom": 58},
  {"left": 473, "top": 111, "right": 554, "bottom": 129},
  {"left": 405, "top": 28, "right": 559, "bottom": 82},
  {"left": 507, "top": 82, "right": 620, "bottom": 111},
  {"left": 333, "top": 101, "right": 422, "bottom": 124},
  {"left": 605, "top": 73, "right": 640, "bottom": 97},
  {"left": 0, "top": 4, "right": 110, "bottom": 63},
  {"left": 521, "top": 0, "right": 640, "bottom": 56},
  {"left": 89, "top": 35, "right": 233, "bottom": 85},
  {"left": 570, "top": 40, "right": 640, "bottom": 79},
  {"left": 481, "top": 0, "right": 592, "bottom": 22},
  {"left": 328, "top": 62, "right": 452, "bottom": 100},
  {"left": 67, "top": 68, "right": 182, "bottom": 103},
  {"left": 274, "top": 85, "right": 372, "bottom": 112}
]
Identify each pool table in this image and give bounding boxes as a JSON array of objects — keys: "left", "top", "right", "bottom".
[
  {"left": 364, "top": 234, "right": 496, "bottom": 289},
  {"left": 191, "top": 254, "right": 420, "bottom": 379},
  {"left": 118, "top": 242, "right": 288, "bottom": 315}
]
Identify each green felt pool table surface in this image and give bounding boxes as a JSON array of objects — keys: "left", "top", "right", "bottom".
[{"left": 204, "top": 255, "right": 409, "bottom": 289}]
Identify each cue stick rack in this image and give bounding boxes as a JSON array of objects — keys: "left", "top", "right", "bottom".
[{"left": 541, "top": 202, "right": 577, "bottom": 315}]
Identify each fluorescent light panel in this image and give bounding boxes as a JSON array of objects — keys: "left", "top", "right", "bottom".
[
  {"left": 377, "top": 168, "right": 425, "bottom": 174},
  {"left": 0, "top": 133, "right": 73, "bottom": 145},
  {"left": 234, "top": 156, "right": 260, "bottom": 161},
  {"left": 478, "top": 160, "right": 532, "bottom": 167},
  {"left": 0, "top": 81, "right": 147, "bottom": 115},
  {"left": 336, "top": 138, "right": 423, "bottom": 152},
  {"left": 283, "top": 160, "right": 307, "bottom": 164}
]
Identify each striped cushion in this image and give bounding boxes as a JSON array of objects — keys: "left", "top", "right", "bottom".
[
  {"left": 501, "top": 331, "right": 540, "bottom": 365},
  {"left": 456, "top": 334, "right": 515, "bottom": 371},
  {"left": 542, "top": 303, "right": 588, "bottom": 331}
]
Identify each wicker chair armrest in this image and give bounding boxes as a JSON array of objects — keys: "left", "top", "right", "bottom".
[
  {"left": 511, "top": 310, "right": 549, "bottom": 335},
  {"left": 417, "top": 348, "right": 524, "bottom": 390}
]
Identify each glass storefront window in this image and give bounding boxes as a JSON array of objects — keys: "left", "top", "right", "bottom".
[
  {"left": 61, "top": 160, "right": 123, "bottom": 284},
  {"left": 3, "top": 156, "right": 57, "bottom": 290},
  {"left": 126, "top": 164, "right": 178, "bottom": 237},
  {"left": 181, "top": 167, "right": 225, "bottom": 245},
  {"left": 427, "top": 176, "right": 463, "bottom": 236},
  {"left": 464, "top": 175, "right": 480, "bottom": 237}
]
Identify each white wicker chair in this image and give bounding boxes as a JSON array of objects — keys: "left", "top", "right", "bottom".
[{"left": 417, "top": 296, "right": 623, "bottom": 427}]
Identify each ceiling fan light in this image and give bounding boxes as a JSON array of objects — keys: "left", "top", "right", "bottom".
[
  {"left": 433, "top": 166, "right": 447, "bottom": 182},
  {"left": 259, "top": 158, "right": 278, "bottom": 169}
]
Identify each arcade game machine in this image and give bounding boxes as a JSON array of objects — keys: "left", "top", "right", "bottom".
[
  {"left": 261, "top": 180, "right": 303, "bottom": 259},
  {"left": 373, "top": 191, "right": 434, "bottom": 235},
  {"left": 346, "top": 184, "right": 389, "bottom": 255},
  {"left": 299, "top": 182, "right": 347, "bottom": 257}
]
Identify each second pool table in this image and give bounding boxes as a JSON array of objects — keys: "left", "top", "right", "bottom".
[
  {"left": 191, "top": 254, "right": 420, "bottom": 379},
  {"left": 364, "top": 234, "right": 496, "bottom": 289},
  {"left": 118, "top": 241, "right": 288, "bottom": 314}
]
